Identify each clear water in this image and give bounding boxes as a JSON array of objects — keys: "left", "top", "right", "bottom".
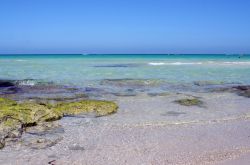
[{"left": 0, "top": 54, "right": 250, "bottom": 87}]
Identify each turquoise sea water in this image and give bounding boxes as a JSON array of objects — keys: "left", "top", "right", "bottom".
[{"left": 0, "top": 54, "right": 250, "bottom": 87}]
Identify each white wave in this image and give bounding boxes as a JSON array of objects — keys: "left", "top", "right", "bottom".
[
  {"left": 170, "top": 62, "right": 203, "bottom": 65},
  {"left": 148, "top": 62, "right": 165, "bottom": 66},
  {"left": 223, "top": 62, "right": 250, "bottom": 65},
  {"left": 148, "top": 62, "right": 203, "bottom": 66},
  {"left": 17, "top": 80, "right": 36, "bottom": 86},
  {"left": 15, "top": 59, "right": 27, "bottom": 62}
]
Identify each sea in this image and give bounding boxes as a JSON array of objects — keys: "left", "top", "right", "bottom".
[{"left": 0, "top": 54, "right": 250, "bottom": 94}]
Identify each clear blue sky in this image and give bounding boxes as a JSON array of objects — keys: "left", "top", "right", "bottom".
[{"left": 0, "top": 0, "right": 249, "bottom": 54}]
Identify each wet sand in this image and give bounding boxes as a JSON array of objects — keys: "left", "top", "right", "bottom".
[{"left": 0, "top": 91, "right": 250, "bottom": 164}]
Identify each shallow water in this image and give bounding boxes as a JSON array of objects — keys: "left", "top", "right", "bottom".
[{"left": 1, "top": 54, "right": 250, "bottom": 87}]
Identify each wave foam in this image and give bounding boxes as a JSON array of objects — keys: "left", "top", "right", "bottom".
[
  {"left": 16, "top": 79, "right": 36, "bottom": 86},
  {"left": 15, "top": 59, "right": 27, "bottom": 62},
  {"left": 148, "top": 62, "right": 165, "bottom": 66},
  {"left": 223, "top": 62, "right": 250, "bottom": 65},
  {"left": 148, "top": 62, "right": 203, "bottom": 66}
]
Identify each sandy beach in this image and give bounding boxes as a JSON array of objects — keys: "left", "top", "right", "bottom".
[{"left": 1, "top": 90, "right": 250, "bottom": 165}]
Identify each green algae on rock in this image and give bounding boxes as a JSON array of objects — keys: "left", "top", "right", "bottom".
[
  {"left": 0, "top": 97, "right": 17, "bottom": 107},
  {"left": 0, "top": 97, "right": 118, "bottom": 149},
  {"left": 174, "top": 98, "right": 203, "bottom": 106},
  {"left": 55, "top": 100, "right": 118, "bottom": 116},
  {"left": 0, "top": 101, "right": 62, "bottom": 127},
  {"left": 148, "top": 92, "right": 170, "bottom": 97}
]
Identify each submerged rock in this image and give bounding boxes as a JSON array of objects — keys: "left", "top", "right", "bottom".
[
  {"left": 232, "top": 85, "right": 250, "bottom": 98},
  {"left": 148, "top": 92, "right": 170, "bottom": 97},
  {"left": 100, "top": 79, "right": 165, "bottom": 88},
  {"left": 161, "top": 111, "right": 186, "bottom": 117},
  {"left": 193, "top": 81, "right": 224, "bottom": 86},
  {"left": 25, "top": 137, "right": 63, "bottom": 149},
  {"left": 68, "top": 144, "right": 85, "bottom": 151},
  {"left": 213, "top": 85, "right": 250, "bottom": 98},
  {"left": 174, "top": 98, "right": 203, "bottom": 106},
  {"left": 0, "top": 80, "right": 15, "bottom": 88}
]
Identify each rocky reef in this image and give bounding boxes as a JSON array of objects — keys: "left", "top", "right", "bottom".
[
  {"left": 212, "top": 85, "right": 250, "bottom": 98},
  {"left": 232, "top": 85, "right": 250, "bottom": 98},
  {"left": 0, "top": 97, "right": 118, "bottom": 149}
]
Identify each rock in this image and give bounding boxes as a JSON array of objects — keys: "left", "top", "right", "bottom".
[
  {"left": 233, "top": 85, "right": 250, "bottom": 91},
  {"left": 161, "top": 111, "right": 186, "bottom": 117},
  {"left": 0, "top": 101, "right": 63, "bottom": 127},
  {"left": 27, "top": 93, "right": 88, "bottom": 102},
  {"left": 6, "top": 130, "right": 22, "bottom": 139},
  {"left": 0, "top": 97, "right": 118, "bottom": 149},
  {"left": 0, "top": 140, "right": 5, "bottom": 149},
  {"left": 55, "top": 100, "right": 118, "bottom": 117},
  {"left": 0, "top": 98, "right": 62, "bottom": 149},
  {"left": 194, "top": 81, "right": 224, "bottom": 86},
  {"left": 0, "top": 97, "right": 17, "bottom": 106},
  {"left": 0, "top": 80, "right": 15, "bottom": 87},
  {"left": 112, "top": 91, "right": 137, "bottom": 97},
  {"left": 174, "top": 98, "right": 203, "bottom": 106},
  {"left": 26, "top": 137, "right": 63, "bottom": 149},
  {"left": 148, "top": 92, "right": 170, "bottom": 97},
  {"left": 100, "top": 79, "right": 165, "bottom": 88},
  {"left": 68, "top": 144, "right": 85, "bottom": 151},
  {"left": 25, "top": 122, "right": 64, "bottom": 136},
  {"left": 211, "top": 85, "right": 250, "bottom": 98},
  {"left": 232, "top": 85, "right": 250, "bottom": 98}
]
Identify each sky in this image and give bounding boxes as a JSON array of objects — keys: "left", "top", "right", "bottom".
[{"left": 0, "top": 0, "right": 250, "bottom": 54}]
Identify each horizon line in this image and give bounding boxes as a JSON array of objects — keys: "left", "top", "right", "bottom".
[{"left": 0, "top": 53, "right": 249, "bottom": 55}]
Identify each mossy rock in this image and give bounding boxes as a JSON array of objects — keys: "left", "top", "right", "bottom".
[
  {"left": 55, "top": 100, "right": 118, "bottom": 116},
  {"left": 0, "top": 97, "right": 17, "bottom": 107},
  {"left": 0, "top": 101, "right": 62, "bottom": 126},
  {"left": 0, "top": 97, "right": 118, "bottom": 149},
  {"left": 18, "top": 102, "right": 63, "bottom": 123},
  {"left": 175, "top": 98, "right": 203, "bottom": 106}
]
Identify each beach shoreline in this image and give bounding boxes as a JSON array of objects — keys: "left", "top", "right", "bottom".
[
  {"left": 1, "top": 85, "right": 250, "bottom": 164},
  {"left": 1, "top": 54, "right": 250, "bottom": 164}
]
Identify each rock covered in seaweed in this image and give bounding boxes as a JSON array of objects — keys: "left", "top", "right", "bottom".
[
  {"left": 0, "top": 100, "right": 62, "bottom": 127},
  {"left": 0, "top": 97, "right": 118, "bottom": 149},
  {"left": 55, "top": 100, "right": 118, "bottom": 117},
  {"left": 174, "top": 98, "right": 203, "bottom": 106},
  {"left": 0, "top": 98, "right": 63, "bottom": 147}
]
